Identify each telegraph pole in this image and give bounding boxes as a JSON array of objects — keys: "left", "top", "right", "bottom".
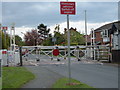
[{"left": 85, "top": 10, "right": 88, "bottom": 59}]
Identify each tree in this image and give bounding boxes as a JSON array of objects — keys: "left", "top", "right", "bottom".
[
  {"left": 42, "top": 31, "right": 66, "bottom": 46},
  {"left": 43, "top": 27, "right": 85, "bottom": 46},
  {"left": 54, "top": 24, "right": 60, "bottom": 32},
  {"left": 15, "top": 35, "right": 25, "bottom": 46},
  {"left": 0, "top": 30, "right": 10, "bottom": 49},
  {"left": 70, "top": 30, "right": 85, "bottom": 45},
  {"left": 64, "top": 27, "right": 85, "bottom": 45},
  {"left": 43, "top": 34, "right": 53, "bottom": 46},
  {"left": 24, "top": 29, "right": 42, "bottom": 46},
  {"left": 54, "top": 31, "right": 66, "bottom": 45},
  {"left": 37, "top": 24, "right": 50, "bottom": 40}
]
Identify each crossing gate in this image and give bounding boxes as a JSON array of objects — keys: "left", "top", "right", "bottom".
[
  {"left": 86, "top": 45, "right": 111, "bottom": 61},
  {"left": 20, "top": 46, "right": 86, "bottom": 66}
]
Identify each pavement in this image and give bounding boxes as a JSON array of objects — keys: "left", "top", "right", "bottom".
[
  {"left": 22, "top": 66, "right": 64, "bottom": 88},
  {"left": 22, "top": 55, "right": 119, "bottom": 89}
]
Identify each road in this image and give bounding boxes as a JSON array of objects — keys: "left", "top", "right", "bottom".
[
  {"left": 23, "top": 55, "right": 119, "bottom": 88},
  {"left": 44, "top": 63, "right": 118, "bottom": 88}
]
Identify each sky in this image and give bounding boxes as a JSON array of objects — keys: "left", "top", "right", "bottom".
[{"left": 0, "top": 0, "right": 119, "bottom": 40}]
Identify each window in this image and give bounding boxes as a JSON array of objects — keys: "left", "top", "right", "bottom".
[{"left": 101, "top": 29, "right": 108, "bottom": 37}]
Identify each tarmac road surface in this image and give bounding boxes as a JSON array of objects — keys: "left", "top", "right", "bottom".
[
  {"left": 22, "top": 55, "right": 119, "bottom": 88},
  {"left": 45, "top": 63, "right": 118, "bottom": 88}
]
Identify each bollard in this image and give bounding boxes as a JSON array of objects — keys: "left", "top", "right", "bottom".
[
  {"left": 57, "top": 58, "right": 60, "bottom": 61},
  {"left": 76, "top": 46, "right": 81, "bottom": 61},
  {"left": 36, "top": 58, "right": 40, "bottom": 62},
  {"left": 19, "top": 47, "right": 23, "bottom": 66}
]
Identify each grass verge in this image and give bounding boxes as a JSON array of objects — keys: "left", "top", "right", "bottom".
[
  {"left": 2, "top": 66, "right": 35, "bottom": 88},
  {"left": 0, "top": 77, "right": 2, "bottom": 89},
  {"left": 52, "top": 77, "right": 95, "bottom": 89}
]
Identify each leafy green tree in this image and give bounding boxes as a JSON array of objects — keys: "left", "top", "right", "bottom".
[
  {"left": 37, "top": 24, "right": 50, "bottom": 40},
  {"left": 70, "top": 30, "right": 85, "bottom": 45},
  {"left": 43, "top": 31, "right": 66, "bottom": 46},
  {"left": 43, "top": 34, "right": 53, "bottom": 46},
  {"left": 54, "top": 31, "right": 65, "bottom": 45},
  {"left": 15, "top": 35, "right": 25, "bottom": 46},
  {"left": 0, "top": 30, "right": 10, "bottom": 49},
  {"left": 38, "top": 26, "right": 85, "bottom": 46},
  {"left": 54, "top": 24, "right": 60, "bottom": 32},
  {"left": 64, "top": 27, "right": 85, "bottom": 45}
]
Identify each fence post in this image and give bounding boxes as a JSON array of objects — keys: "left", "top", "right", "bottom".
[
  {"left": 19, "top": 46, "right": 23, "bottom": 66},
  {"left": 97, "top": 46, "right": 100, "bottom": 61},
  {"left": 76, "top": 46, "right": 80, "bottom": 61}
]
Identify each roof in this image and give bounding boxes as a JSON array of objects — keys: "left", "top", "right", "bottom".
[{"left": 94, "top": 21, "right": 120, "bottom": 32}]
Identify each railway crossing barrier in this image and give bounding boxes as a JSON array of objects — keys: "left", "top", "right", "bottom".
[
  {"left": 0, "top": 45, "right": 111, "bottom": 66},
  {"left": 20, "top": 46, "right": 86, "bottom": 66}
]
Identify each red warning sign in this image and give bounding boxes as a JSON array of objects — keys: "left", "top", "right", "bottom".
[
  {"left": 2, "top": 51, "right": 7, "bottom": 54},
  {"left": 53, "top": 49, "right": 59, "bottom": 56},
  {"left": 60, "top": 2, "right": 76, "bottom": 15},
  {"left": 2, "top": 27, "right": 8, "bottom": 30}
]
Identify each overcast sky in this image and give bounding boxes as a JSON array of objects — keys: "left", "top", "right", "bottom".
[{"left": 0, "top": 1, "right": 119, "bottom": 39}]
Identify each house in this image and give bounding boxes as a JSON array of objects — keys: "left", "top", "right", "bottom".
[
  {"left": 91, "top": 21, "right": 120, "bottom": 50},
  {"left": 91, "top": 21, "right": 120, "bottom": 62}
]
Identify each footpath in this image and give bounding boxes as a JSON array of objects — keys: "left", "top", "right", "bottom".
[
  {"left": 81, "top": 59, "right": 119, "bottom": 67},
  {"left": 22, "top": 66, "right": 64, "bottom": 88}
]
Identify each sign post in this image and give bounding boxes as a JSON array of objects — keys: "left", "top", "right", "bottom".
[
  {"left": 60, "top": 1, "right": 76, "bottom": 84},
  {"left": 52, "top": 37, "right": 56, "bottom": 45}
]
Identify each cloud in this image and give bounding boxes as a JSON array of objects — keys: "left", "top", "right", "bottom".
[
  {"left": 2, "top": 2, "right": 118, "bottom": 41},
  {"left": 48, "top": 20, "right": 114, "bottom": 35},
  {"left": 2, "top": 2, "right": 117, "bottom": 27},
  {"left": 13, "top": 20, "right": 117, "bottom": 41},
  {"left": 0, "top": 1, "right": 2, "bottom": 22},
  {"left": 8, "top": 26, "right": 33, "bottom": 40},
  {"left": 2, "top": 0, "right": 120, "bottom": 2}
]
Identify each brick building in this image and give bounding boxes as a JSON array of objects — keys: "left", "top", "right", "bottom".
[{"left": 91, "top": 21, "right": 120, "bottom": 50}]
